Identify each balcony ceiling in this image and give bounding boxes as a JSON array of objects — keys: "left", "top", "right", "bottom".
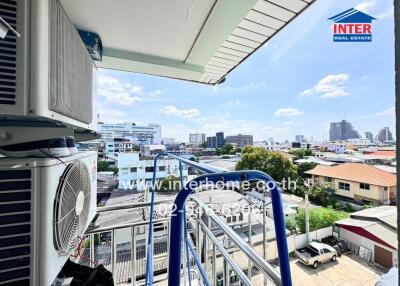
[{"left": 60, "top": 0, "right": 314, "bottom": 85}]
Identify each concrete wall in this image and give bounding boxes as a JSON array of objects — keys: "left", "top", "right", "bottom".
[{"left": 294, "top": 226, "right": 333, "bottom": 249}]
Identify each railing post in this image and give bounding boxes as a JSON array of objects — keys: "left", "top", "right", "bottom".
[
  {"left": 89, "top": 233, "right": 95, "bottom": 268},
  {"left": 204, "top": 216, "right": 208, "bottom": 278},
  {"left": 248, "top": 203, "right": 252, "bottom": 280},
  {"left": 223, "top": 259, "right": 229, "bottom": 286},
  {"left": 111, "top": 229, "right": 116, "bottom": 274},
  {"left": 197, "top": 206, "right": 202, "bottom": 261},
  {"left": 131, "top": 227, "right": 136, "bottom": 286},
  {"left": 212, "top": 243, "right": 216, "bottom": 286},
  {"left": 167, "top": 167, "right": 291, "bottom": 286}
]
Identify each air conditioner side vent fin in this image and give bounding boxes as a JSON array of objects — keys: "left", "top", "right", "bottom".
[{"left": 0, "top": 0, "right": 17, "bottom": 105}]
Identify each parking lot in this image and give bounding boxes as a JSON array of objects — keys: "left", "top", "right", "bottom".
[{"left": 291, "top": 253, "right": 384, "bottom": 286}]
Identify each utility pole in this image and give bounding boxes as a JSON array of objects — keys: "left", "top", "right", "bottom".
[{"left": 305, "top": 190, "right": 310, "bottom": 243}]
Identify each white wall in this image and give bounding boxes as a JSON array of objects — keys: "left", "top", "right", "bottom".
[
  {"left": 339, "top": 227, "right": 398, "bottom": 267},
  {"left": 118, "top": 152, "right": 188, "bottom": 190},
  {"left": 294, "top": 226, "right": 333, "bottom": 249}
]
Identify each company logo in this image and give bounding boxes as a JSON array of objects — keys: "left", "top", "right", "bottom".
[{"left": 328, "top": 8, "right": 376, "bottom": 42}]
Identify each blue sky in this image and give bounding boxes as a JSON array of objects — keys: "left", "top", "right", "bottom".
[{"left": 96, "top": 0, "right": 395, "bottom": 142}]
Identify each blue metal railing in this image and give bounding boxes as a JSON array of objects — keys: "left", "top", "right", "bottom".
[{"left": 145, "top": 153, "right": 292, "bottom": 286}]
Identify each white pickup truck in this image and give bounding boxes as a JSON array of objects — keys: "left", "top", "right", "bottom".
[{"left": 295, "top": 242, "right": 337, "bottom": 269}]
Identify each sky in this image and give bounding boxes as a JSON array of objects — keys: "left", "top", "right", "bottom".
[{"left": 96, "top": 0, "right": 395, "bottom": 143}]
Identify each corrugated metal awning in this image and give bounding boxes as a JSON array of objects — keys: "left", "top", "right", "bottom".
[{"left": 61, "top": 0, "right": 314, "bottom": 84}]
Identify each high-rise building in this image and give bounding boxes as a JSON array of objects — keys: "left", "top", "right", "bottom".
[
  {"left": 98, "top": 122, "right": 162, "bottom": 146},
  {"left": 295, "top": 135, "right": 304, "bottom": 143},
  {"left": 364, "top": 131, "right": 373, "bottom": 142},
  {"left": 189, "top": 133, "right": 206, "bottom": 145},
  {"left": 207, "top": 136, "right": 217, "bottom": 148},
  {"left": 225, "top": 134, "right": 253, "bottom": 147},
  {"left": 329, "top": 120, "right": 360, "bottom": 141},
  {"left": 375, "top": 127, "right": 393, "bottom": 142},
  {"left": 216, "top": 132, "right": 225, "bottom": 148}
]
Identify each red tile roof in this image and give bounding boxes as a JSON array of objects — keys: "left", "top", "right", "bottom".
[
  {"left": 364, "top": 150, "right": 396, "bottom": 157},
  {"left": 305, "top": 163, "right": 396, "bottom": 187}
]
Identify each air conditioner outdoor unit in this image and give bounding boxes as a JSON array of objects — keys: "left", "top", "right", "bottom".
[
  {"left": 0, "top": 151, "right": 97, "bottom": 285},
  {"left": 0, "top": 0, "right": 96, "bottom": 131}
]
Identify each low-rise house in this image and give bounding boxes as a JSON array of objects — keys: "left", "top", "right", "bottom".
[
  {"left": 335, "top": 206, "right": 397, "bottom": 269},
  {"left": 305, "top": 163, "right": 396, "bottom": 205}
]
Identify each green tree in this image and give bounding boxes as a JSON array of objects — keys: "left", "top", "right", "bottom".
[
  {"left": 308, "top": 185, "right": 337, "bottom": 207},
  {"left": 297, "top": 162, "right": 317, "bottom": 178},
  {"left": 289, "top": 148, "right": 312, "bottom": 159},
  {"left": 236, "top": 146, "right": 297, "bottom": 182},
  {"left": 285, "top": 218, "right": 296, "bottom": 232},
  {"left": 97, "top": 161, "right": 118, "bottom": 174},
  {"left": 158, "top": 176, "right": 182, "bottom": 193},
  {"left": 97, "top": 161, "right": 110, "bottom": 172},
  {"left": 189, "top": 156, "right": 199, "bottom": 162},
  {"left": 220, "top": 144, "right": 234, "bottom": 155},
  {"left": 200, "top": 142, "right": 207, "bottom": 148},
  {"left": 83, "top": 233, "right": 100, "bottom": 248},
  {"left": 295, "top": 207, "right": 348, "bottom": 233}
]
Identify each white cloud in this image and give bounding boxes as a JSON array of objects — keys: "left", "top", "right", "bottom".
[
  {"left": 299, "top": 73, "right": 350, "bottom": 98},
  {"left": 283, "top": 121, "right": 294, "bottom": 126},
  {"left": 355, "top": 0, "right": 376, "bottom": 12},
  {"left": 377, "top": 7, "right": 394, "bottom": 19},
  {"left": 299, "top": 88, "right": 315, "bottom": 97},
  {"left": 160, "top": 105, "right": 200, "bottom": 118},
  {"left": 226, "top": 99, "right": 241, "bottom": 108},
  {"left": 264, "top": 126, "right": 292, "bottom": 133},
  {"left": 212, "top": 82, "right": 266, "bottom": 94},
  {"left": 97, "top": 74, "right": 143, "bottom": 105},
  {"left": 149, "top": 89, "right": 166, "bottom": 97},
  {"left": 130, "top": 85, "right": 144, "bottom": 94},
  {"left": 275, "top": 108, "right": 304, "bottom": 117},
  {"left": 374, "top": 107, "right": 395, "bottom": 116},
  {"left": 98, "top": 108, "right": 126, "bottom": 118}
]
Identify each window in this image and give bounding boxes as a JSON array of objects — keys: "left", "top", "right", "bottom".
[
  {"left": 137, "top": 226, "right": 145, "bottom": 235},
  {"left": 360, "top": 183, "right": 370, "bottom": 190},
  {"left": 232, "top": 216, "right": 237, "bottom": 222},
  {"left": 154, "top": 223, "right": 165, "bottom": 232},
  {"left": 322, "top": 248, "right": 331, "bottom": 254},
  {"left": 239, "top": 213, "right": 243, "bottom": 221},
  {"left": 130, "top": 167, "right": 137, "bottom": 172},
  {"left": 324, "top": 177, "right": 332, "bottom": 182},
  {"left": 338, "top": 182, "right": 350, "bottom": 191},
  {"left": 145, "top": 167, "right": 154, "bottom": 172},
  {"left": 227, "top": 216, "right": 232, "bottom": 223},
  {"left": 159, "top": 166, "right": 166, "bottom": 171}
]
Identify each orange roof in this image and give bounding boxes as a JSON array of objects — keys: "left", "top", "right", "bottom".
[
  {"left": 364, "top": 150, "right": 396, "bottom": 157},
  {"left": 305, "top": 163, "right": 396, "bottom": 187}
]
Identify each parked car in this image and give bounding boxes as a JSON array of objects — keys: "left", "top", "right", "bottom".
[
  {"left": 321, "top": 236, "right": 350, "bottom": 255},
  {"left": 296, "top": 242, "right": 337, "bottom": 269}
]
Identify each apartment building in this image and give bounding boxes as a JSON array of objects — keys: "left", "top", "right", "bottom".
[
  {"left": 189, "top": 133, "right": 206, "bottom": 145},
  {"left": 98, "top": 122, "right": 162, "bottom": 145},
  {"left": 225, "top": 134, "right": 254, "bottom": 147},
  {"left": 305, "top": 163, "right": 396, "bottom": 205},
  {"left": 118, "top": 152, "right": 188, "bottom": 190}
]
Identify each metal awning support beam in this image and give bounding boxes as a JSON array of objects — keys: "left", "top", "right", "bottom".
[{"left": 98, "top": 49, "right": 206, "bottom": 82}]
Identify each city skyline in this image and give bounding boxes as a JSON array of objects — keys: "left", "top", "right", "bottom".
[{"left": 96, "top": 0, "right": 395, "bottom": 142}]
